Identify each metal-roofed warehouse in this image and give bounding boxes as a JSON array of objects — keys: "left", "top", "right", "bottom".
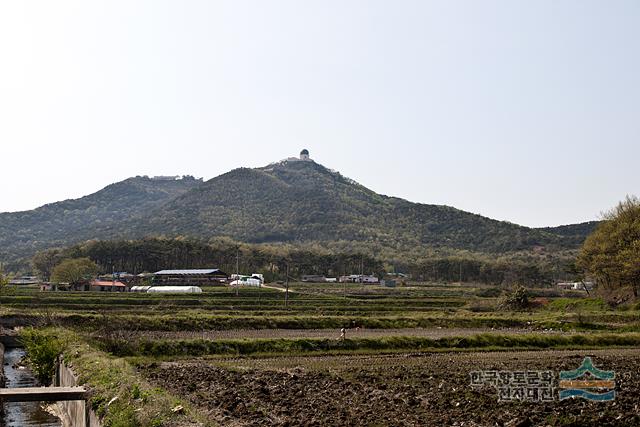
[{"left": 152, "top": 269, "right": 228, "bottom": 286}]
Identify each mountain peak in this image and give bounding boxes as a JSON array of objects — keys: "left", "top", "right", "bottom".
[
  {"left": 268, "top": 148, "right": 316, "bottom": 167},
  {"left": 0, "top": 155, "right": 596, "bottom": 271}
]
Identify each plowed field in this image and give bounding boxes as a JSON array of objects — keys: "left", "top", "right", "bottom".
[{"left": 140, "top": 349, "right": 640, "bottom": 426}]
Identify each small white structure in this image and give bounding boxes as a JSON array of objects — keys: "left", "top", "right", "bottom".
[
  {"left": 130, "top": 286, "right": 152, "bottom": 292},
  {"left": 146, "top": 286, "right": 203, "bottom": 294},
  {"left": 339, "top": 274, "right": 379, "bottom": 284},
  {"left": 230, "top": 274, "right": 263, "bottom": 287},
  {"left": 557, "top": 282, "right": 594, "bottom": 291},
  {"left": 300, "top": 149, "right": 310, "bottom": 160},
  {"left": 230, "top": 278, "right": 262, "bottom": 287}
]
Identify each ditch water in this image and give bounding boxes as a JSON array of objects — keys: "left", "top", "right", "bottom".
[{"left": 1, "top": 348, "right": 61, "bottom": 427}]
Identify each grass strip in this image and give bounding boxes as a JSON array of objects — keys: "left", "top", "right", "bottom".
[{"left": 101, "top": 332, "right": 640, "bottom": 357}]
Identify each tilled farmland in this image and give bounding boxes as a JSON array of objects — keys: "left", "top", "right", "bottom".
[
  {"left": 140, "top": 349, "right": 640, "bottom": 426},
  {"left": 4, "top": 282, "right": 640, "bottom": 426}
]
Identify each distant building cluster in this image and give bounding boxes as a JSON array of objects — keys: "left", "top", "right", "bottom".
[
  {"left": 300, "top": 274, "right": 382, "bottom": 284},
  {"left": 339, "top": 274, "right": 379, "bottom": 284},
  {"left": 151, "top": 175, "right": 181, "bottom": 181},
  {"left": 556, "top": 281, "right": 594, "bottom": 291},
  {"left": 143, "top": 175, "right": 203, "bottom": 182},
  {"left": 22, "top": 247, "right": 403, "bottom": 293}
]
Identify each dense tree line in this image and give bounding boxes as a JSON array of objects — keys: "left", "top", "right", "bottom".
[
  {"left": 406, "top": 257, "right": 548, "bottom": 286},
  {"left": 33, "top": 238, "right": 385, "bottom": 282},
  {"left": 31, "top": 237, "right": 572, "bottom": 286},
  {"left": 2, "top": 162, "right": 593, "bottom": 276}
]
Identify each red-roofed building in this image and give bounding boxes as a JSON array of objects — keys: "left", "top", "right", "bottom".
[{"left": 90, "top": 280, "right": 127, "bottom": 292}]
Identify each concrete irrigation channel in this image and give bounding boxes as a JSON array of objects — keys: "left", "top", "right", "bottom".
[{"left": 0, "top": 330, "right": 94, "bottom": 427}]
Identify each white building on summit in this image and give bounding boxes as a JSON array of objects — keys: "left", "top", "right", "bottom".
[{"left": 270, "top": 150, "right": 313, "bottom": 165}]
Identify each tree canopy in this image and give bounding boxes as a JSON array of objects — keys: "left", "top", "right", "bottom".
[
  {"left": 33, "top": 237, "right": 574, "bottom": 286},
  {"left": 578, "top": 196, "right": 640, "bottom": 296},
  {"left": 50, "top": 257, "right": 99, "bottom": 284},
  {"left": 1, "top": 161, "right": 595, "bottom": 273}
]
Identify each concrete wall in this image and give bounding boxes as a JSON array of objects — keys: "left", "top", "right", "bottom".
[
  {"left": 55, "top": 360, "right": 100, "bottom": 427},
  {"left": 1, "top": 341, "right": 4, "bottom": 418},
  {"left": 0, "top": 342, "right": 4, "bottom": 388},
  {"left": 0, "top": 330, "right": 19, "bottom": 348}
]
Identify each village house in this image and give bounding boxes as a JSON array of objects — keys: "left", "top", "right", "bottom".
[
  {"left": 339, "top": 274, "right": 379, "bottom": 284},
  {"left": 90, "top": 280, "right": 127, "bottom": 292}
]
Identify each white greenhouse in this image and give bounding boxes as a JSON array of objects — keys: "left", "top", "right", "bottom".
[
  {"left": 229, "top": 278, "right": 262, "bottom": 287},
  {"left": 130, "top": 286, "right": 152, "bottom": 293},
  {"left": 146, "top": 286, "right": 203, "bottom": 294}
]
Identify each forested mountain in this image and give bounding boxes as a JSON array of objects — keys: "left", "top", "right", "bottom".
[
  {"left": 536, "top": 221, "right": 600, "bottom": 245},
  {"left": 135, "top": 160, "right": 591, "bottom": 254},
  {"left": 0, "top": 159, "right": 596, "bottom": 271},
  {"left": 0, "top": 176, "right": 201, "bottom": 268}
]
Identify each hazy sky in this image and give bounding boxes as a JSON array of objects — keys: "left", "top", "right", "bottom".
[{"left": 1, "top": 1, "right": 638, "bottom": 227}]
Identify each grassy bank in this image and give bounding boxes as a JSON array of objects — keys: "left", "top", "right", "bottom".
[{"left": 100, "top": 332, "right": 640, "bottom": 358}]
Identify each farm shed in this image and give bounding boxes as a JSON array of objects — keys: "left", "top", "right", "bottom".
[
  {"left": 153, "top": 269, "right": 228, "bottom": 286},
  {"left": 9, "top": 276, "right": 39, "bottom": 285},
  {"left": 89, "top": 280, "right": 127, "bottom": 292},
  {"left": 146, "top": 286, "right": 203, "bottom": 294}
]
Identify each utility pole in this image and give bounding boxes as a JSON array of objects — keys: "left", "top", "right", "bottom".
[
  {"left": 235, "top": 248, "right": 240, "bottom": 296},
  {"left": 285, "top": 262, "right": 289, "bottom": 308},
  {"left": 361, "top": 255, "right": 365, "bottom": 292},
  {"left": 343, "top": 275, "right": 347, "bottom": 299},
  {"left": 236, "top": 248, "right": 240, "bottom": 276}
]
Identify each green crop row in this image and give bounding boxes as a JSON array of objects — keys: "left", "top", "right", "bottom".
[{"left": 101, "top": 333, "right": 640, "bottom": 357}]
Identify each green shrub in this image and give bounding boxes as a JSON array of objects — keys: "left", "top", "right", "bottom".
[
  {"left": 498, "top": 285, "right": 529, "bottom": 310},
  {"left": 19, "top": 328, "right": 64, "bottom": 385}
]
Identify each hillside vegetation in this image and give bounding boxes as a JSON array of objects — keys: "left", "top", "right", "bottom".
[
  {"left": 137, "top": 160, "right": 590, "bottom": 254},
  {"left": 0, "top": 176, "right": 201, "bottom": 269},
  {"left": 0, "top": 160, "right": 594, "bottom": 272}
]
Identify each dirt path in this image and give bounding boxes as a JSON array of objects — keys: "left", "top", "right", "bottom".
[
  {"left": 126, "top": 327, "right": 549, "bottom": 341},
  {"left": 260, "top": 284, "right": 295, "bottom": 293}
]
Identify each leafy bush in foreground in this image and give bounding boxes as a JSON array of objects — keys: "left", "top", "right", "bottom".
[{"left": 19, "top": 328, "right": 64, "bottom": 385}]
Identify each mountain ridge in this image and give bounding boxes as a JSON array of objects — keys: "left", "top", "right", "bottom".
[
  {"left": 0, "top": 175, "right": 202, "bottom": 269},
  {"left": 0, "top": 159, "right": 597, "bottom": 271}
]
